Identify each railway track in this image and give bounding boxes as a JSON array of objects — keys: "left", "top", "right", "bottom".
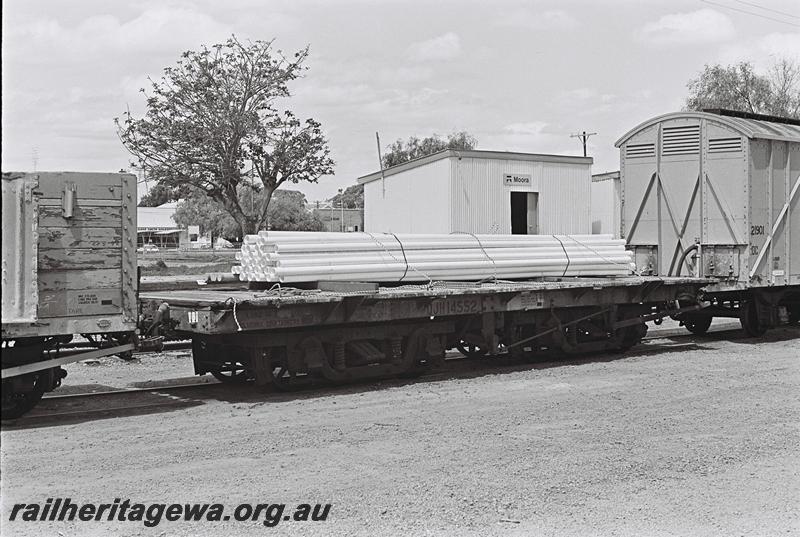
[{"left": 3, "top": 324, "right": 769, "bottom": 428}]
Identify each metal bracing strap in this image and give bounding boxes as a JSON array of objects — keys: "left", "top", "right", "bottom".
[
  {"left": 1, "top": 343, "right": 135, "bottom": 379},
  {"left": 705, "top": 174, "right": 745, "bottom": 245},
  {"left": 656, "top": 174, "right": 683, "bottom": 239},
  {"left": 626, "top": 172, "right": 657, "bottom": 243},
  {"left": 667, "top": 174, "right": 701, "bottom": 275},
  {"left": 749, "top": 174, "right": 800, "bottom": 279}
]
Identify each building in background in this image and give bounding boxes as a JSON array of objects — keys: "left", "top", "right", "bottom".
[
  {"left": 137, "top": 202, "right": 186, "bottom": 249},
  {"left": 591, "top": 171, "right": 621, "bottom": 237},
  {"left": 313, "top": 205, "right": 364, "bottom": 232},
  {"left": 358, "top": 149, "right": 592, "bottom": 234}
]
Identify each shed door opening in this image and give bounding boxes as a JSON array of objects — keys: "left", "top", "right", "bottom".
[{"left": 511, "top": 192, "right": 538, "bottom": 234}]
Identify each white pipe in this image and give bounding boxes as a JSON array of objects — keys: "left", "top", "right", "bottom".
[{"left": 271, "top": 251, "right": 631, "bottom": 268}]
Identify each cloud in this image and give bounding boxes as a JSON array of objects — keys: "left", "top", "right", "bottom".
[
  {"left": 636, "top": 9, "right": 735, "bottom": 45},
  {"left": 495, "top": 9, "right": 580, "bottom": 30},
  {"left": 550, "top": 88, "right": 619, "bottom": 114},
  {"left": 491, "top": 121, "right": 578, "bottom": 155},
  {"left": 758, "top": 32, "right": 800, "bottom": 59},
  {"left": 718, "top": 32, "right": 800, "bottom": 68},
  {"left": 407, "top": 32, "right": 461, "bottom": 62},
  {"left": 504, "top": 122, "right": 548, "bottom": 136},
  {"left": 5, "top": 6, "right": 233, "bottom": 64}
]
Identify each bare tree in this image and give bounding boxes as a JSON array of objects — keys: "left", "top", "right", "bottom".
[{"left": 685, "top": 58, "right": 800, "bottom": 119}]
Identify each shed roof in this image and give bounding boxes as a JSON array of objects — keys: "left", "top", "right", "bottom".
[
  {"left": 615, "top": 111, "right": 800, "bottom": 147},
  {"left": 358, "top": 149, "right": 593, "bottom": 184},
  {"left": 592, "top": 171, "right": 620, "bottom": 182},
  {"left": 137, "top": 206, "right": 178, "bottom": 230}
]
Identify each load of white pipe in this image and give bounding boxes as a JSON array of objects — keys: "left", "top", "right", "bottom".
[{"left": 232, "top": 231, "right": 635, "bottom": 283}]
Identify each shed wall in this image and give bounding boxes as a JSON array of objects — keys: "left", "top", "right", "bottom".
[
  {"left": 591, "top": 177, "right": 620, "bottom": 237},
  {"left": 363, "top": 158, "right": 451, "bottom": 233},
  {"left": 449, "top": 157, "right": 590, "bottom": 234}
]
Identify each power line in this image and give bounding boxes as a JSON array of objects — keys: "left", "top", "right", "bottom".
[
  {"left": 730, "top": 0, "right": 799, "bottom": 20},
  {"left": 699, "top": 0, "right": 800, "bottom": 27}
]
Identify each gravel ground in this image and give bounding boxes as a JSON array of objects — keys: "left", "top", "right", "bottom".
[{"left": 1, "top": 327, "right": 798, "bottom": 537}]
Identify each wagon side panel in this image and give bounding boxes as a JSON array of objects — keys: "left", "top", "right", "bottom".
[{"left": 1, "top": 173, "right": 39, "bottom": 326}]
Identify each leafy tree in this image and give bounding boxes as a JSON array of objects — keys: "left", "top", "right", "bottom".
[
  {"left": 173, "top": 188, "right": 322, "bottom": 240},
  {"left": 685, "top": 58, "right": 800, "bottom": 118},
  {"left": 116, "top": 35, "right": 335, "bottom": 235},
  {"left": 382, "top": 131, "right": 477, "bottom": 168},
  {"left": 267, "top": 190, "right": 325, "bottom": 232},
  {"left": 138, "top": 182, "right": 192, "bottom": 207},
  {"left": 328, "top": 184, "right": 363, "bottom": 209}
]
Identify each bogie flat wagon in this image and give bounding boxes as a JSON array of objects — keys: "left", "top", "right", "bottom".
[
  {"left": 1, "top": 172, "right": 138, "bottom": 418},
  {"left": 615, "top": 110, "right": 800, "bottom": 335},
  {"left": 140, "top": 276, "right": 707, "bottom": 390}
]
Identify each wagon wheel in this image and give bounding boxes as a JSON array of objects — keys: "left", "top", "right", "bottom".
[
  {"left": 109, "top": 333, "right": 135, "bottom": 361},
  {"left": 611, "top": 323, "right": 648, "bottom": 353},
  {"left": 683, "top": 315, "right": 712, "bottom": 335},
  {"left": 456, "top": 340, "right": 489, "bottom": 358},
  {"left": 210, "top": 361, "right": 250, "bottom": 384},
  {"left": 1, "top": 373, "right": 47, "bottom": 420},
  {"left": 740, "top": 301, "right": 767, "bottom": 337},
  {"left": 787, "top": 305, "right": 800, "bottom": 326}
]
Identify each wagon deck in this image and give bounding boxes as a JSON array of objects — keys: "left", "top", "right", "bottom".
[
  {"left": 140, "top": 275, "right": 709, "bottom": 389},
  {"left": 141, "top": 276, "right": 707, "bottom": 335}
]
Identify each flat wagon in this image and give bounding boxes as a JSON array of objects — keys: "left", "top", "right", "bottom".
[
  {"left": 1, "top": 172, "right": 138, "bottom": 418},
  {"left": 615, "top": 109, "right": 800, "bottom": 335},
  {"left": 141, "top": 276, "right": 706, "bottom": 389}
]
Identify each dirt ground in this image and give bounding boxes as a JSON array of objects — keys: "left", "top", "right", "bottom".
[{"left": 1, "top": 327, "right": 798, "bottom": 536}]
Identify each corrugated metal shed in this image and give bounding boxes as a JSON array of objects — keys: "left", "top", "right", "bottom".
[{"left": 360, "top": 150, "right": 592, "bottom": 235}]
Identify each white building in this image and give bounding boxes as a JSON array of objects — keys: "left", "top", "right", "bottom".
[
  {"left": 591, "top": 171, "right": 621, "bottom": 238},
  {"left": 137, "top": 202, "right": 183, "bottom": 248},
  {"left": 358, "top": 149, "right": 592, "bottom": 235}
]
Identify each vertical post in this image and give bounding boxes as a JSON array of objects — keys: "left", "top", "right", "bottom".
[
  {"left": 656, "top": 125, "right": 663, "bottom": 275},
  {"left": 339, "top": 188, "right": 344, "bottom": 232},
  {"left": 787, "top": 148, "right": 792, "bottom": 282},
  {"left": 376, "top": 132, "right": 387, "bottom": 198},
  {"left": 768, "top": 141, "right": 773, "bottom": 283},
  {"left": 699, "top": 119, "right": 705, "bottom": 277}
]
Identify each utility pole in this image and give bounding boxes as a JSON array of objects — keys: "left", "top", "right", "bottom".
[
  {"left": 376, "top": 132, "right": 386, "bottom": 198},
  {"left": 338, "top": 188, "right": 344, "bottom": 232},
  {"left": 570, "top": 131, "right": 597, "bottom": 157}
]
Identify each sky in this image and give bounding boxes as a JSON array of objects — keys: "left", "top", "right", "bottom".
[{"left": 3, "top": 0, "right": 799, "bottom": 202}]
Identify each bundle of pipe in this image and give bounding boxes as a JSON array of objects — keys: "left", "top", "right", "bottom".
[{"left": 232, "top": 231, "right": 635, "bottom": 283}]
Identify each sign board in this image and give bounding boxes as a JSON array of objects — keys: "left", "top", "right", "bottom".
[
  {"left": 503, "top": 173, "right": 531, "bottom": 186},
  {"left": 187, "top": 225, "right": 200, "bottom": 235}
]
